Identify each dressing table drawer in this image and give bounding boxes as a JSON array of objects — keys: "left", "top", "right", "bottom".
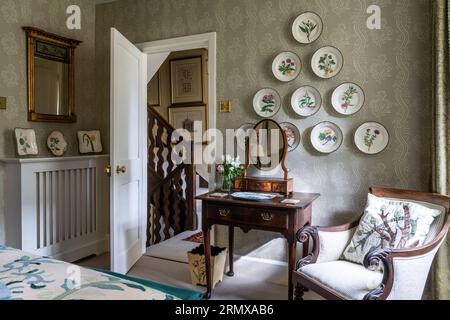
[{"left": 207, "top": 205, "right": 288, "bottom": 230}]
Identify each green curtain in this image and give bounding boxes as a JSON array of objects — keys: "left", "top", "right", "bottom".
[{"left": 430, "top": 0, "right": 450, "bottom": 300}]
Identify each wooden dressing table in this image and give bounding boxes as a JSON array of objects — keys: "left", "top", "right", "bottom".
[
  {"left": 199, "top": 119, "right": 319, "bottom": 300},
  {"left": 197, "top": 192, "right": 320, "bottom": 300}
]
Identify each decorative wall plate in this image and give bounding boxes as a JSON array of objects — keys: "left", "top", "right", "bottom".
[
  {"left": 310, "top": 122, "right": 343, "bottom": 154},
  {"left": 77, "top": 130, "right": 103, "bottom": 154},
  {"left": 272, "top": 52, "right": 302, "bottom": 82},
  {"left": 14, "top": 128, "right": 38, "bottom": 156},
  {"left": 231, "top": 192, "right": 281, "bottom": 202},
  {"left": 332, "top": 83, "right": 365, "bottom": 115},
  {"left": 291, "top": 86, "right": 322, "bottom": 117},
  {"left": 253, "top": 88, "right": 282, "bottom": 118},
  {"left": 47, "top": 131, "right": 68, "bottom": 157},
  {"left": 311, "top": 46, "right": 344, "bottom": 79},
  {"left": 292, "top": 12, "right": 323, "bottom": 44},
  {"left": 280, "top": 122, "right": 301, "bottom": 152},
  {"left": 354, "top": 122, "right": 389, "bottom": 155}
]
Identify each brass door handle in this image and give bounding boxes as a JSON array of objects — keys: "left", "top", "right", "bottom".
[
  {"left": 260, "top": 212, "right": 274, "bottom": 222},
  {"left": 219, "top": 208, "right": 230, "bottom": 217},
  {"left": 116, "top": 165, "right": 127, "bottom": 174},
  {"left": 105, "top": 165, "right": 112, "bottom": 177}
]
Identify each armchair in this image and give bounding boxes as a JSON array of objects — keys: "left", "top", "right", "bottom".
[{"left": 293, "top": 187, "right": 450, "bottom": 300}]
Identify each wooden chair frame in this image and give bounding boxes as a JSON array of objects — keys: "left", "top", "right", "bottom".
[{"left": 293, "top": 187, "right": 450, "bottom": 300}]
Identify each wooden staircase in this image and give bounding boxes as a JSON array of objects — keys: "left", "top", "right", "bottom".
[{"left": 147, "top": 106, "right": 197, "bottom": 246}]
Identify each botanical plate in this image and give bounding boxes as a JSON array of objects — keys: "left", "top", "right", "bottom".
[
  {"left": 14, "top": 128, "right": 38, "bottom": 156},
  {"left": 354, "top": 122, "right": 389, "bottom": 155},
  {"left": 253, "top": 88, "right": 282, "bottom": 118},
  {"left": 272, "top": 52, "right": 302, "bottom": 82},
  {"left": 231, "top": 192, "right": 282, "bottom": 202},
  {"left": 291, "top": 86, "right": 322, "bottom": 117},
  {"left": 310, "top": 122, "right": 343, "bottom": 154},
  {"left": 47, "top": 131, "right": 68, "bottom": 157},
  {"left": 311, "top": 46, "right": 344, "bottom": 79},
  {"left": 331, "top": 83, "right": 365, "bottom": 115},
  {"left": 280, "top": 122, "right": 301, "bottom": 152},
  {"left": 292, "top": 12, "right": 323, "bottom": 44}
]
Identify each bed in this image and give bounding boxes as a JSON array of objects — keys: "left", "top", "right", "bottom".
[{"left": 0, "top": 245, "right": 203, "bottom": 300}]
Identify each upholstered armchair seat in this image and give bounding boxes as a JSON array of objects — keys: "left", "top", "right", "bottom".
[
  {"left": 293, "top": 188, "right": 450, "bottom": 301},
  {"left": 299, "top": 261, "right": 383, "bottom": 300}
]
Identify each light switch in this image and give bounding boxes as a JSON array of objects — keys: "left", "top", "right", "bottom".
[
  {"left": 0, "top": 96, "right": 6, "bottom": 110},
  {"left": 220, "top": 100, "right": 231, "bottom": 113}
]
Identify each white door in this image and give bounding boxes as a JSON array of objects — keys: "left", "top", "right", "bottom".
[{"left": 110, "top": 28, "right": 147, "bottom": 274}]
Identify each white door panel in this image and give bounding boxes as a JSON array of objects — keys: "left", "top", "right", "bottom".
[{"left": 110, "top": 28, "right": 147, "bottom": 274}]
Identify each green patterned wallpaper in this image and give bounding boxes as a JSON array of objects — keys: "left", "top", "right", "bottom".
[{"left": 95, "top": 0, "right": 432, "bottom": 255}]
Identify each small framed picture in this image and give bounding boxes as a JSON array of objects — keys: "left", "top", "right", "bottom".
[
  {"left": 169, "top": 105, "right": 207, "bottom": 136},
  {"left": 170, "top": 56, "right": 203, "bottom": 105},
  {"left": 148, "top": 70, "right": 161, "bottom": 107},
  {"left": 78, "top": 130, "right": 103, "bottom": 154},
  {"left": 14, "top": 128, "right": 38, "bottom": 156}
]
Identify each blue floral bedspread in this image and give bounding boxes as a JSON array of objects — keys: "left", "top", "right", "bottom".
[{"left": 0, "top": 245, "right": 198, "bottom": 300}]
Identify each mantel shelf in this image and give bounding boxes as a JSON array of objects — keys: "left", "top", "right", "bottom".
[{"left": 0, "top": 154, "right": 110, "bottom": 164}]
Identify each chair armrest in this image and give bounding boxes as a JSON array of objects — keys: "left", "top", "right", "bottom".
[
  {"left": 362, "top": 219, "right": 450, "bottom": 300},
  {"left": 296, "top": 220, "right": 360, "bottom": 269}
]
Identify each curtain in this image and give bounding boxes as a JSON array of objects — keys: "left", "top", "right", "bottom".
[{"left": 430, "top": 0, "right": 450, "bottom": 300}]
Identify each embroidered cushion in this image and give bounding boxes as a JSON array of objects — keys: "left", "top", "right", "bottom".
[{"left": 342, "top": 194, "right": 441, "bottom": 266}]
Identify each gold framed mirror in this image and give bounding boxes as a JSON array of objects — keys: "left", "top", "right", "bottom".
[{"left": 23, "top": 27, "right": 81, "bottom": 123}]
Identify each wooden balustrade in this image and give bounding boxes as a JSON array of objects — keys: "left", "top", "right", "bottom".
[{"left": 147, "top": 106, "right": 196, "bottom": 245}]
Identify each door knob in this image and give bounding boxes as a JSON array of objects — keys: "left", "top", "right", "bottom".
[
  {"left": 116, "top": 165, "right": 127, "bottom": 174},
  {"left": 105, "top": 165, "right": 112, "bottom": 177}
]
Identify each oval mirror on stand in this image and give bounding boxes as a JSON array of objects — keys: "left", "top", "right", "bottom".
[{"left": 234, "top": 119, "right": 293, "bottom": 196}]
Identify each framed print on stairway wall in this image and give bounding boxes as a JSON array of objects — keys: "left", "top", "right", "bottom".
[
  {"left": 147, "top": 70, "right": 161, "bottom": 107},
  {"left": 170, "top": 56, "right": 204, "bottom": 105},
  {"left": 169, "top": 105, "right": 207, "bottom": 136}
]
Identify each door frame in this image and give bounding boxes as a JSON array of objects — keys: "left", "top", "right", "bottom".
[{"left": 137, "top": 32, "right": 217, "bottom": 189}]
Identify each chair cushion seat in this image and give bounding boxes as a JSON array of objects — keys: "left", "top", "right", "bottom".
[{"left": 298, "top": 261, "right": 383, "bottom": 300}]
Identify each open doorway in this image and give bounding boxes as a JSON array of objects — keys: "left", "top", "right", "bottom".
[{"left": 139, "top": 33, "right": 216, "bottom": 263}]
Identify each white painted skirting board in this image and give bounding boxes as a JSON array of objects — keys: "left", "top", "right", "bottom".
[{"left": 0, "top": 155, "right": 110, "bottom": 262}]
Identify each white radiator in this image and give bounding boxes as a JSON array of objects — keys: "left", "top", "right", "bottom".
[{"left": 1, "top": 155, "right": 109, "bottom": 262}]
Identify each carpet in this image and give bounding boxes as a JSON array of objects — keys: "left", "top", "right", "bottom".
[{"left": 182, "top": 231, "right": 204, "bottom": 243}]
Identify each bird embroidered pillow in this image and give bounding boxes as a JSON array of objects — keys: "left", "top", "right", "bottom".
[{"left": 342, "top": 194, "right": 441, "bottom": 266}]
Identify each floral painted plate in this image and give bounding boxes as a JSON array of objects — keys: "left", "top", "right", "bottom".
[
  {"left": 292, "top": 12, "right": 323, "bottom": 44},
  {"left": 47, "top": 131, "right": 68, "bottom": 157},
  {"left": 354, "top": 122, "right": 389, "bottom": 155},
  {"left": 310, "top": 122, "right": 343, "bottom": 154},
  {"left": 272, "top": 52, "right": 302, "bottom": 82},
  {"left": 280, "top": 122, "right": 301, "bottom": 152},
  {"left": 332, "top": 83, "right": 365, "bottom": 115},
  {"left": 253, "top": 88, "right": 282, "bottom": 118},
  {"left": 311, "top": 46, "right": 344, "bottom": 79},
  {"left": 291, "top": 86, "right": 322, "bottom": 117}
]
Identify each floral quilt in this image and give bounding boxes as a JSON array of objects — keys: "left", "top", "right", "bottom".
[{"left": 0, "top": 246, "right": 188, "bottom": 300}]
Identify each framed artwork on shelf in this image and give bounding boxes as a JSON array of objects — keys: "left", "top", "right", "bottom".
[
  {"left": 170, "top": 56, "right": 204, "bottom": 105},
  {"left": 77, "top": 130, "right": 103, "bottom": 154},
  {"left": 148, "top": 70, "right": 161, "bottom": 107},
  {"left": 169, "top": 105, "right": 207, "bottom": 136},
  {"left": 14, "top": 128, "right": 38, "bottom": 156}
]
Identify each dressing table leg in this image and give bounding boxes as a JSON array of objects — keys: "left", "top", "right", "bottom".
[
  {"left": 227, "top": 226, "right": 235, "bottom": 277},
  {"left": 203, "top": 227, "right": 212, "bottom": 299}
]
